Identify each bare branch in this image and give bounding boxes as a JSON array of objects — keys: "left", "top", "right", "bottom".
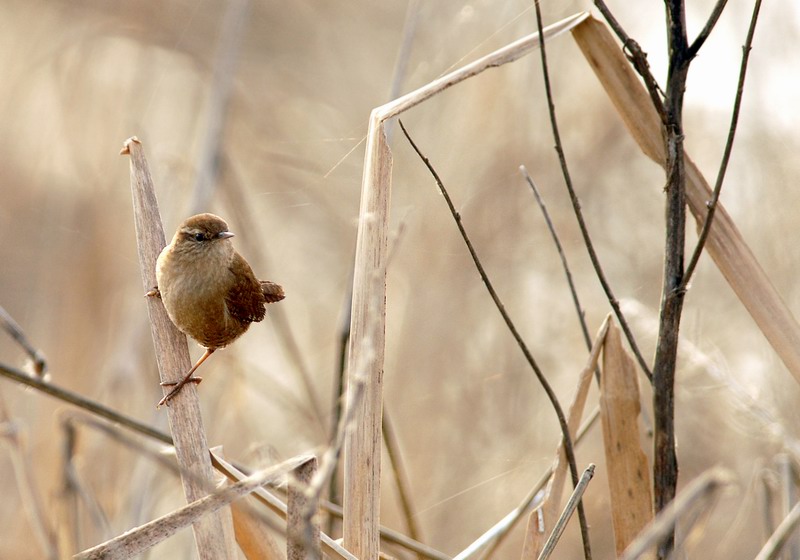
[
  {"left": 688, "top": 0, "right": 730, "bottom": 58},
  {"left": 534, "top": 11, "right": 654, "bottom": 385},
  {"left": 683, "top": 0, "right": 763, "bottom": 286},
  {"left": 592, "top": 0, "right": 666, "bottom": 122}
]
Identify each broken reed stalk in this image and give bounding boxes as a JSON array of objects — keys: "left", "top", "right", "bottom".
[
  {"left": 600, "top": 321, "right": 653, "bottom": 554},
  {"left": 211, "top": 451, "right": 361, "bottom": 560},
  {"left": 75, "top": 455, "right": 307, "bottom": 560},
  {"left": 520, "top": 317, "right": 609, "bottom": 560},
  {"left": 537, "top": 464, "right": 596, "bottom": 560},
  {"left": 345, "top": 13, "right": 588, "bottom": 559},
  {"left": 121, "top": 136, "right": 237, "bottom": 559}
]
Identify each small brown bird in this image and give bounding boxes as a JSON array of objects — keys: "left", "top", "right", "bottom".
[{"left": 148, "top": 213, "right": 284, "bottom": 407}]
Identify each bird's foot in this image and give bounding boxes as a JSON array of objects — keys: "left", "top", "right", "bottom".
[
  {"left": 145, "top": 287, "right": 161, "bottom": 298},
  {"left": 157, "top": 376, "right": 202, "bottom": 407}
]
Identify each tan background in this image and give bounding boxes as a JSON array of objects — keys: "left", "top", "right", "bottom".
[{"left": 1, "top": 0, "right": 798, "bottom": 557}]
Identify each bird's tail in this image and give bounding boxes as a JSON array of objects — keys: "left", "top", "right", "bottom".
[{"left": 261, "top": 281, "right": 285, "bottom": 304}]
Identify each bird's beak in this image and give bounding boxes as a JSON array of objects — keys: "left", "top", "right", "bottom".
[{"left": 217, "top": 231, "right": 235, "bottom": 239}]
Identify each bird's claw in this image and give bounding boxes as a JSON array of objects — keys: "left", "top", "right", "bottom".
[
  {"left": 160, "top": 377, "right": 202, "bottom": 387},
  {"left": 156, "top": 377, "right": 202, "bottom": 408}
]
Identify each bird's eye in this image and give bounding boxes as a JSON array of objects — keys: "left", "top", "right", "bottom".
[{"left": 194, "top": 233, "right": 205, "bottom": 242}]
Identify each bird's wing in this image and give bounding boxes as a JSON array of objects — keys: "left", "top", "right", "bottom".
[{"left": 226, "top": 253, "right": 267, "bottom": 324}]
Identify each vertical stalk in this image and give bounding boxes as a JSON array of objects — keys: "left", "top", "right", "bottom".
[{"left": 652, "top": 2, "right": 689, "bottom": 557}]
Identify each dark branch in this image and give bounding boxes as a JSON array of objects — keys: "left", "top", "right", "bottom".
[
  {"left": 683, "top": 0, "right": 763, "bottom": 287},
  {"left": 535, "top": 6, "right": 654, "bottom": 383},
  {"left": 0, "top": 361, "right": 172, "bottom": 445},
  {"left": 398, "top": 119, "right": 592, "bottom": 560},
  {"left": 688, "top": 0, "right": 730, "bottom": 58},
  {"left": 593, "top": 0, "right": 667, "bottom": 123}
]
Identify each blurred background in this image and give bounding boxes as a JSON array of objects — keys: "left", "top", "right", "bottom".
[{"left": 1, "top": 0, "right": 799, "bottom": 557}]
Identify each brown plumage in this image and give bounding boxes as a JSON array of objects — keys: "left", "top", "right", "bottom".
[{"left": 149, "top": 213, "right": 284, "bottom": 406}]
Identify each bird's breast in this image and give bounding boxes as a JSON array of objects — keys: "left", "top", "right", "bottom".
[{"left": 156, "top": 249, "right": 248, "bottom": 348}]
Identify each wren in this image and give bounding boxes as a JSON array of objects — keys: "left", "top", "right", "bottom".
[{"left": 148, "top": 213, "right": 284, "bottom": 407}]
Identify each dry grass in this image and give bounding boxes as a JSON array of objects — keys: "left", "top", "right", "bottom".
[{"left": 1, "top": 0, "right": 799, "bottom": 558}]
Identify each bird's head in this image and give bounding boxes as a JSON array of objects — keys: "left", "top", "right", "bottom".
[{"left": 169, "top": 213, "right": 236, "bottom": 262}]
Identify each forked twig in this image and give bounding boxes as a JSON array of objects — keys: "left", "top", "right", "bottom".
[
  {"left": 399, "top": 120, "right": 591, "bottom": 560},
  {"left": 682, "top": 0, "right": 763, "bottom": 287}
]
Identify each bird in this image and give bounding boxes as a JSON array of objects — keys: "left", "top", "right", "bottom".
[{"left": 147, "top": 213, "right": 284, "bottom": 407}]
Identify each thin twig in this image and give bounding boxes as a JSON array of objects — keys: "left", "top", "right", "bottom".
[
  {"left": 592, "top": 0, "right": 666, "bottom": 123},
  {"left": 0, "top": 305, "right": 47, "bottom": 376},
  {"left": 532, "top": 7, "right": 603, "bottom": 555},
  {"left": 682, "top": 0, "right": 763, "bottom": 287},
  {"left": 473, "top": 409, "right": 601, "bottom": 560},
  {"left": 519, "top": 166, "right": 593, "bottom": 355},
  {"left": 537, "top": 464, "right": 596, "bottom": 560},
  {"left": 59, "top": 410, "right": 179, "bottom": 474},
  {"left": 0, "top": 361, "right": 172, "bottom": 445},
  {"left": 398, "top": 119, "right": 590, "bottom": 560},
  {"left": 59, "top": 418, "right": 113, "bottom": 539},
  {"left": 688, "top": 0, "right": 730, "bottom": 58},
  {"left": 533, "top": 8, "right": 653, "bottom": 384}
]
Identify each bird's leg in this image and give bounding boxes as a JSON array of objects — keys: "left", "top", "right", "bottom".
[{"left": 157, "top": 348, "right": 215, "bottom": 407}]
